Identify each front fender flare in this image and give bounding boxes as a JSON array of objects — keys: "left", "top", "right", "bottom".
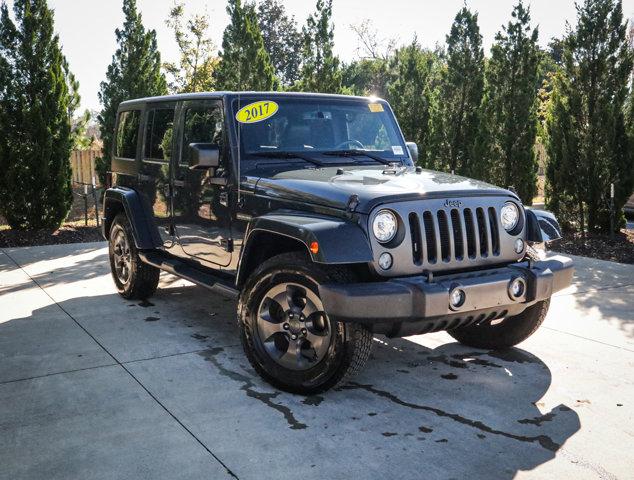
[
  {"left": 244, "top": 214, "right": 373, "bottom": 264},
  {"left": 525, "top": 208, "right": 564, "bottom": 242},
  {"left": 237, "top": 214, "right": 373, "bottom": 286},
  {"left": 102, "top": 187, "right": 162, "bottom": 249}
]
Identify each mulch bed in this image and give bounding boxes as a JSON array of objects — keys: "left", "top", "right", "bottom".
[
  {"left": 0, "top": 186, "right": 103, "bottom": 248},
  {"left": 553, "top": 228, "right": 634, "bottom": 265},
  {"left": 0, "top": 224, "right": 103, "bottom": 248}
]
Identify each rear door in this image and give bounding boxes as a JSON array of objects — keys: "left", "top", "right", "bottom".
[
  {"left": 171, "top": 99, "right": 233, "bottom": 267},
  {"left": 138, "top": 102, "right": 178, "bottom": 248}
]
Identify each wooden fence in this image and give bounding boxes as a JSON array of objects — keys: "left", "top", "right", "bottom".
[{"left": 70, "top": 148, "right": 101, "bottom": 186}]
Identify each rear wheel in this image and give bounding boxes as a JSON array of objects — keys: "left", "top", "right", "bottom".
[
  {"left": 238, "top": 252, "right": 373, "bottom": 394},
  {"left": 108, "top": 213, "right": 160, "bottom": 300},
  {"left": 447, "top": 299, "right": 550, "bottom": 350}
]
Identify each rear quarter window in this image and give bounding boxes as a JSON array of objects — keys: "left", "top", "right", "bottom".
[
  {"left": 144, "top": 108, "right": 175, "bottom": 163},
  {"left": 115, "top": 110, "right": 141, "bottom": 159}
]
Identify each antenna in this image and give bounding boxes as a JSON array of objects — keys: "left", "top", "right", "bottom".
[
  {"left": 236, "top": 53, "right": 242, "bottom": 206},
  {"left": 237, "top": 90, "right": 241, "bottom": 206}
]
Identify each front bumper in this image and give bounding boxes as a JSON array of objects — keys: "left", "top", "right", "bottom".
[{"left": 319, "top": 255, "right": 574, "bottom": 337}]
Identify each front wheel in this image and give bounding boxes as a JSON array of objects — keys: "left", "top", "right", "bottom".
[{"left": 238, "top": 253, "right": 373, "bottom": 395}]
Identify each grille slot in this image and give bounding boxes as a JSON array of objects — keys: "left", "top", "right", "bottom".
[
  {"left": 450, "top": 209, "right": 464, "bottom": 260},
  {"left": 409, "top": 203, "right": 503, "bottom": 266},
  {"left": 437, "top": 210, "right": 451, "bottom": 262},
  {"left": 409, "top": 213, "right": 423, "bottom": 265},
  {"left": 476, "top": 208, "right": 489, "bottom": 257},
  {"left": 488, "top": 207, "right": 500, "bottom": 256},
  {"left": 422, "top": 211, "right": 437, "bottom": 264},
  {"left": 464, "top": 208, "right": 477, "bottom": 259}
]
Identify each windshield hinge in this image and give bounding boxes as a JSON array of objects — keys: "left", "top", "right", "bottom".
[
  {"left": 221, "top": 238, "right": 234, "bottom": 253},
  {"left": 219, "top": 191, "right": 229, "bottom": 207},
  {"left": 346, "top": 194, "right": 360, "bottom": 213}
]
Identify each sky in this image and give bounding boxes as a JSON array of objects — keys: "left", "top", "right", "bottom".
[{"left": 6, "top": 0, "right": 634, "bottom": 112}]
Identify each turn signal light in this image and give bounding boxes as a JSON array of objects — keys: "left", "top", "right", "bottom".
[{"left": 310, "top": 242, "right": 319, "bottom": 254}]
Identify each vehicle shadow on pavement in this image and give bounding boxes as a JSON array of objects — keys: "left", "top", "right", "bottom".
[{"left": 1, "top": 282, "right": 582, "bottom": 480}]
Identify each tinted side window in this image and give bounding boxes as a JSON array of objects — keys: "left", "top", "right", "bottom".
[
  {"left": 115, "top": 110, "right": 141, "bottom": 159},
  {"left": 181, "top": 105, "right": 223, "bottom": 166},
  {"left": 144, "top": 108, "right": 175, "bottom": 162}
]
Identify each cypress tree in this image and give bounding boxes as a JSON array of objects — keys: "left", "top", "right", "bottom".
[
  {"left": 97, "top": 0, "right": 167, "bottom": 184},
  {"left": 0, "top": 0, "right": 75, "bottom": 230},
  {"left": 214, "top": 0, "right": 277, "bottom": 91},
  {"left": 546, "top": 0, "right": 633, "bottom": 233},
  {"left": 387, "top": 39, "right": 440, "bottom": 167},
  {"left": 434, "top": 7, "right": 485, "bottom": 177},
  {"left": 479, "top": 1, "right": 541, "bottom": 203},
  {"left": 296, "top": 0, "right": 342, "bottom": 93},
  {"left": 342, "top": 59, "right": 389, "bottom": 98},
  {"left": 257, "top": 0, "right": 302, "bottom": 87}
]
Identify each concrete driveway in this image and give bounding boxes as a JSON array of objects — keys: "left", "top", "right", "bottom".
[{"left": 1, "top": 242, "right": 632, "bottom": 480}]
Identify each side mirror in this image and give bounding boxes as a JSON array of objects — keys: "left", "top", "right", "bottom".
[
  {"left": 406, "top": 142, "right": 419, "bottom": 164},
  {"left": 189, "top": 143, "right": 220, "bottom": 170}
]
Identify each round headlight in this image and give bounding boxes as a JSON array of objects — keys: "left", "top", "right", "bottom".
[
  {"left": 500, "top": 202, "right": 520, "bottom": 231},
  {"left": 373, "top": 210, "right": 398, "bottom": 243}
]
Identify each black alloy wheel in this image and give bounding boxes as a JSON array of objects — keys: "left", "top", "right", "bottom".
[
  {"left": 238, "top": 252, "right": 373, "bottom": 394},
  {"left": 256, "top": 282, "right": 331, "bottom": 371},
  {"left": 108, "top": 213, "right": 160, "bottom": 300}
]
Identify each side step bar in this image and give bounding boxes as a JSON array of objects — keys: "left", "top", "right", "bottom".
[{"left": 139, "top": 251, "right": 239, "bottom": 299}]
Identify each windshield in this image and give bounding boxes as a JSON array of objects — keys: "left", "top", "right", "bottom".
[{"left": 232, "top": 97, "right": 408, "bottom": 163}]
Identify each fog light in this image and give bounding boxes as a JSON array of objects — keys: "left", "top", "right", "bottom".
[
  {"left": 508, "top": 277, "right": 526, "bottom": 300},
  {"left": 449, "top": 288, "right": 466, "bottom": 310},
  {"left": 378, "top": 252, "right": 393, "bottom": 270},
  {"left": 514, "top": 238, "right": 525, "bottom": 254}
]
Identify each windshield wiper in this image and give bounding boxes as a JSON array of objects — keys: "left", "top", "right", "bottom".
[
  {"left": 251, "top": 151, "right": 324, "bottom": 167},
  {"left": 322, "top": 149, "right": 400, "bottom": 166}
]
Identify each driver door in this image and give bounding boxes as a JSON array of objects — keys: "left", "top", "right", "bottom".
[{"left": 172, "top": 100, "right": 233, "bottom": 267}]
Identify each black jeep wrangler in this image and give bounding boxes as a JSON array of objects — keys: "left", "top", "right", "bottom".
[{"left": 103, "top": 92, "right": 573, "bottom": 394}]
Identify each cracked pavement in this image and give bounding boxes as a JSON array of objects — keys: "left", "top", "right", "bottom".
[{"left": 1, "top": 242, "right": 632, "bottom": 479}]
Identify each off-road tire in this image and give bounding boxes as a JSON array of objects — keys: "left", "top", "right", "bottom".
[
  {"left": 238, "top": 252, "right": 373, "bottom": 395},
  {"left": 108, "top": 213, "right": 160, "bottom": 300},
  {"left": 448, "top": 248, "right": 549, "bottom": 349}
]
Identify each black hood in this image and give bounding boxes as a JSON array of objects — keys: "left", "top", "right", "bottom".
[{"left": 254, "top": 165, "right": 515, "bottom": 214}]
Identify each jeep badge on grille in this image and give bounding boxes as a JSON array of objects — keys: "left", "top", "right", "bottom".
[{"left": 444, "top": 199, "right": 463, "bottom": 208}]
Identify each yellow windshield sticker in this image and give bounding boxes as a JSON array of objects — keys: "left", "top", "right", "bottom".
[
  {"left": 236, "top": 101, "right": 279, "bottom": 124},
  {"left": 369, "top": 103, "right": 384, "bottom": 113}
]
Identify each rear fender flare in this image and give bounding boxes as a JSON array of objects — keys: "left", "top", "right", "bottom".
[{"left": 102, "top": 187, "right": 162, "bottom": 249}]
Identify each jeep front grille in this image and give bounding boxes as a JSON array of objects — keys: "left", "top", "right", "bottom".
[{"left": 409, "top": 207, "right": 501, "bottom": 265}]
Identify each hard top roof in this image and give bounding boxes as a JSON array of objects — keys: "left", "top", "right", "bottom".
[{"left": 118, "top": 91, "right": 385, "bottom": 109}]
